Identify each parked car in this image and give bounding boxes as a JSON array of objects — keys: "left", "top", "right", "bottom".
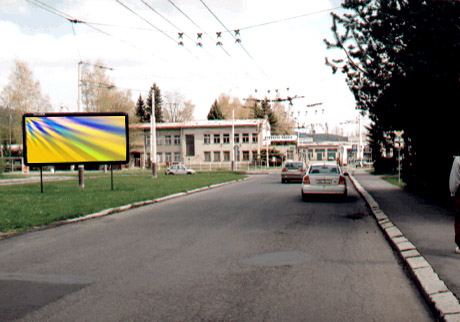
[
  {"left": 281, "top": 161, "right": 307, "bottom": 183},
  {"left": 301, "top": 162, "right": 347, "bottom": 201},
  {"left": 165, "top": 164, "right": 196, "bottom": 175}
]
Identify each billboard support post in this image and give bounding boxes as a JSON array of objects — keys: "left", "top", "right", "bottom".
[
  {"left": 40, "top": 166, "right": 43, "bottom": 193},
  {"left": 78, "top": 166, "right": 85, "bottom": 189},
  {"left": 111, "top": 165, "right": 114, "bottom": 191}
]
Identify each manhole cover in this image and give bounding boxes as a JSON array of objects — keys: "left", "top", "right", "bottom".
[{"left": 241, "top": 251, "right": 312, "bottom": 267}]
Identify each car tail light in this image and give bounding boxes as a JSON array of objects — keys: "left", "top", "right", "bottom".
[
  {"left": 282, "top": 168, "right": 287, "bottom": 172},
  {"left": 339, "top": 175, "right": 346, "bottom": 185},
  {"left": 303, "top": 175, "right": 310, "bottom": 184}
]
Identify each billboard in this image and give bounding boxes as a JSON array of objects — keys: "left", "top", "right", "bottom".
[{"left": 22, "top": 113, "right": 129, "bottom": 166}]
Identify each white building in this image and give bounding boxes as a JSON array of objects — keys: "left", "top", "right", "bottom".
[{"left": 130, "top": 119, "right": 271, "bottom": 168}]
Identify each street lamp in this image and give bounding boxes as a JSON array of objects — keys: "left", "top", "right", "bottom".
[
  {"left": 395, "top": 131, "right": 404, "bottom": 185},
  {"left": 151, "top": 107, "right": 157, "bottom": 178}
]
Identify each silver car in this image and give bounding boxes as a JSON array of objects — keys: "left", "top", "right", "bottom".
[
  {"left": 301, "top": 162, "right": 347, "bottom": 201},
  {"left": 165, "top": 164, "right": 196, "bottom": 175},
  {"left": 281, "top": 161, "right": 307, "bottom": 183}
]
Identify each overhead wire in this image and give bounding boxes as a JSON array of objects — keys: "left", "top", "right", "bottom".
[
  {"left": 166, "top": 0, "right": 232, "bottom": 58},
  {"left": 139, "top": 0, "right": 216, "bottom": 60},
  {"left": 237, "top": 6, "right": 342, "bottom": 31},
  {"left": 198, "top": 0, "right": 270, "bottom": 80}
]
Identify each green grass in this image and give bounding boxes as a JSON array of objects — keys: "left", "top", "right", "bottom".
[
  {"left": 0, "top": 171, "right": 245, "bottom": 234},
  {"left": 381, "top": 174, "right": 406, "bottom": 188}
]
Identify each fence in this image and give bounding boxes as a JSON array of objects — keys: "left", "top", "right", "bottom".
[{"left": 0, "top": 157, "right": 24, "bottom": 173}]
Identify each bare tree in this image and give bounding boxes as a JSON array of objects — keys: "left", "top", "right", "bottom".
[
  {"left": 271, "top": 99, "right": 294, "bottom": 135},
  {"left": 81, "top": 60, "right": 134, "bottom": 114},
  {"left": 0, "top": 60, "right": 51, "bottom": 146},
  {"left": 217, "top": 93, "right": 249, "bottom": 119},
  {"left": 163, "top": 90, "right": 195, "bottom": 122}
]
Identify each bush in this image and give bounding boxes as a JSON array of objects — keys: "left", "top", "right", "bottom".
[{"left": 373, "top": 157, "right": 398, "bottom": 174}]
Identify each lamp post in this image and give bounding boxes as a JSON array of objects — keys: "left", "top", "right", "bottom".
[
  {"left": 395, "top": 131, "right": 404, "bottom": 185},
  {"left": 151, "top": 108, "right": 157, "bottom": 178}
]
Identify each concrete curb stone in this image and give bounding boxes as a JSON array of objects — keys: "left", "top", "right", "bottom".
[{"left": 349, "top": 174, "right": 460, "bottom": 321}]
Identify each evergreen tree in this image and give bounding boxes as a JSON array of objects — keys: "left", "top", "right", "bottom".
[
  {"left": 146, "top": 83, "right": 164, "bottom": 123},
  {"left": 251, "top": 98, "right": 279, "bottom": 134},
  {"left": 135, "top": 94, "right": 148, "bottom": 123},
  {"left": 325, "top": 0, "right": 460, "bottom": 196},
  {"left": 207, "top": 99, "right": 225, "bottom": 120}
]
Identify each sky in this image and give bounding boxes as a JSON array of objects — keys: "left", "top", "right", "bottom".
[{"left": 0, "top": 0, "right": 365, "bottom": 135}]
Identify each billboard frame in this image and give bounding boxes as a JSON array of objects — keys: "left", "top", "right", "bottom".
[{"left": 22, "top": 112, "right": 130, "bottom": 167}]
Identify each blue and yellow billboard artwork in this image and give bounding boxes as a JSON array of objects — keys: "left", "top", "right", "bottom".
[{"left": 23, "top": 113, "right": 129, "bottom": 165}]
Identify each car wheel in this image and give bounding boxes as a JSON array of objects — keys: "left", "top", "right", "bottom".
[
  {"left": 282, "top": 179, "right": 285, "bottom": 183},
  {"left": 302, "top": 193, "right": 308, "bottom": 202}
]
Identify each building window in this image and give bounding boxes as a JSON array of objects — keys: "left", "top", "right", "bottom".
[
  {"left": 156, "top": 137, "right": 163, "bottom": 146},
  {"left": 223, "top": 133, "right": 230, "bottom": 144},
  {"left": 165, "top": 135, "right": 172, "bottom": 145},
  {"left": 242, "top": 133, "right": 249, "bottom": 143},
  {"left": 213, "top": 151, "right": 221, "bottom": 162},
  {"left": 252, "top": 133, "right": 258, "bottom": 143},
  {"left": 204, "top": 151, "right": 211, "bottom": 162},
  {"left": 174, "top": 135, "right": 180, "bottom": 145},
  {"left": 287, "top": 151, "right": 294, "bottom": 160},
  {"left": 174, "top": 152, "right": 181, "bottom": 162},
  {"left": 243, "top": 151, "right": 250, "bottom": 161},
  {"left": 165, "top": 152, "right": 172, "bottom": 162},
  {"left": 157, "top": 152, "right": 163, "bottom": 163},
  {"left": 204, "top": 134, "right": 211, "bottom": 144},
  {"left": 214, "top": 134, "right": 220, "bottom": 144},
  {"left": 234, "top": 133, "right": 239, "bottom": 143},
  {"left": 186, "top": 135, "right": 195, "bottom": 156},
  {"left": 252, "top": 151, "right": 258, "bottom": 161},
  {"left": 223, "top": 151, "right": 230, "bottom": 161}
]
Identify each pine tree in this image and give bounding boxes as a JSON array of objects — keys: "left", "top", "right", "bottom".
[
  {"left": 207, "top": 99, "right": 225, "bottom": 120},
  {"left": 146, "top": 83, "right": 164, "bottom": 123},
  {"left": 261, "top": 99, "right": 279, "bottom": 135},
  {"left": 135, "top": 94, "right": 148, "bottom": 123}
]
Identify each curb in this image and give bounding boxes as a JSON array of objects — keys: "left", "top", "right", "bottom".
[
  {"left": 349, "top": 174, "right": 460, "bottom": 321},
  {"left": 0, "top": 177, "right": 253, "bottom": 240}
]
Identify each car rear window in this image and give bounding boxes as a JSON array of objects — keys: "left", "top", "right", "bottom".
[
  {"left": 285, "top": 162, "right": 304, "bottom": 169},
  {"left": 309, "top": 165, "right": 339, "bottom": 175}
]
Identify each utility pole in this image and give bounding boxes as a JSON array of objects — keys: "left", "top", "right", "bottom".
[
  {"left": 231, "top": 109, "right": 235, "bottom": 171},
  {"left": 151, "top": 107, "right": 157, "bottom": 178},
  {"left": 77, "top": 61, "right": 84, "bottom": 189}
]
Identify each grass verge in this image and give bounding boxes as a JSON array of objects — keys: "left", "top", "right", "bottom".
[
  {"left": 381, "top": 174, "right": 406, "bottom": 188},
  {"left": 0, "top": 171, "right": 245, "bottom": 234}
]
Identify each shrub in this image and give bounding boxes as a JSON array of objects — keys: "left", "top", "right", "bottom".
[{"left": 373, "top": 157, "right": 398, "bottom": 174}]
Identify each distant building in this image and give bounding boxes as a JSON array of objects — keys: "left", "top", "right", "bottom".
[{"left": 130, "top": 119, "right": 271, "bottom": 168}]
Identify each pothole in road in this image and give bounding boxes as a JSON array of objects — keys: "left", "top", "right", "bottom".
[{"left": 241, "top": 251, "right": 312, "bottom": 267}]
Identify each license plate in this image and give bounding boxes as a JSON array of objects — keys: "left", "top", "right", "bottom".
[{"left": 317, "top": 179, "right": 332, "bottom": 184}]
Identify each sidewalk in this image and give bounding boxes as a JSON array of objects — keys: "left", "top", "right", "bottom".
[{"left": 351, "top": 169, "right": 460, "bottom": 321}]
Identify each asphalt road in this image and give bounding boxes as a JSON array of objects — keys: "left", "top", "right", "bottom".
[{"left": 0, "top": 174, "right": 433, "bottom": 321}]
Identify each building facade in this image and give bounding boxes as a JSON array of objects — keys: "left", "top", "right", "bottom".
[{"left": 130, "top": 119, "right": 270, "bottom": 168}]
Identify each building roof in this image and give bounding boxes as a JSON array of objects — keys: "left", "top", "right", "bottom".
[{"left": 132, "top": 119, "right": 269, "bottom": 130}]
